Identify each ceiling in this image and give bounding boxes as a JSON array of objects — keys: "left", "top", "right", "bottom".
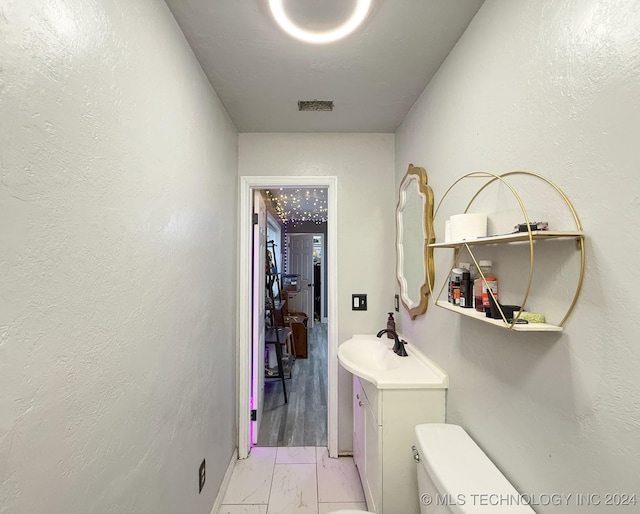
[
  {"left": 164, "top": 0, "right": 484, "bottom": 133},
  {"left": 264, "top": 187, "right": 328, "bottom": 224}
]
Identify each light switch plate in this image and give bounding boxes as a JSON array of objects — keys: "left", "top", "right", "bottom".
[{"left": 352, "top": 294, "right": 367, "bottom": 311}]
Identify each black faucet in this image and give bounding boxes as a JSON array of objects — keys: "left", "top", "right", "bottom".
[{"left": 376, "top": 329, "right": 408, "bottom": 357}]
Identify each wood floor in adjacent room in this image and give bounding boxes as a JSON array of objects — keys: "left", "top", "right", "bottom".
[{"left": 257, "top": 322, "right": 328, "bottom": 447}]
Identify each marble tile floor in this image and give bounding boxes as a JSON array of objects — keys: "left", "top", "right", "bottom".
[{"left": 218, "top": 446, "right": 368, "bottom": 514}]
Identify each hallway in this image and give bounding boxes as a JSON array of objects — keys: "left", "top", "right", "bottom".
[
  {"left": 258, "top": 323, "right": 328, "bottom": 447},
  {"left": 218, "top": 446, "right": 366, "bottom": 514}
]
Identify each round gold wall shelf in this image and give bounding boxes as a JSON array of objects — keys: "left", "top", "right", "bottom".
[{"left": 426, "top": 171, "right": 585, "bottom": 331}]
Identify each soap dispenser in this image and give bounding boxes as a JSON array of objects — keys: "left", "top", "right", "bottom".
[{"left": 387, "top": 312, "right": 396, "bottom": 338}]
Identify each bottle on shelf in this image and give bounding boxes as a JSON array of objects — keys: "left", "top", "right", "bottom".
[
  {"left": 459, "top": 270, "right": 473, "bottom": 308},
  {"left": 449, "top": 268, "right": 465, "bottom": 305},
  {"left": 473, "top": 261, "right": 488, "bottom": 311},
  {"left": 452, "top": 276, "right": 461, "bottom": 305},
  {"left": 475, "top": 260, "right": 498, "bottom": 311}
]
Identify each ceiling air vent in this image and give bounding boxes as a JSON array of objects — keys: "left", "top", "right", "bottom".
[{"left": 298, "top": 100, "right": 334, "bottom": 112}]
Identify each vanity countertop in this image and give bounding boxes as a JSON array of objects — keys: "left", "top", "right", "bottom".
[{"left": 338, "top": 334, "right": 448, "bottom": 389}]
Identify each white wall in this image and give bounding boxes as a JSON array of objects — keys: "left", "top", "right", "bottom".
[
  {"left": 395, "top": 0, "right": 640, "bottom": 510},
  {"left": 0, "top": 1, "right": 238, "bottom": 513},
  {"left": 239, "top": 133, "right": 396, "bottom": 452}
]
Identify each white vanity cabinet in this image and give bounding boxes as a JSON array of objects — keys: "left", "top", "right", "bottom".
[
  {"left": 338, "top": 335, "right": 448, "bottom": 513},
  {"left": 352, "top": 375, "right": 446, "bottom": 514}
]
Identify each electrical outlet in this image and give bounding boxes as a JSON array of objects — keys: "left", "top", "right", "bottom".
[
  {"left": 199, "top": 459, "right": 206, "bottom": 493},
  {"left": 394, "top": 294, "right": 400, "bottom": 312},
  {"left": 352, "top": 294, "right": 367, "bottom": 311}
]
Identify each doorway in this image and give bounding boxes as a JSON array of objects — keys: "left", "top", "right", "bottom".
[
  {"left": 255, "top": 217, "right": 327, "bottom": 446},
  {"left": 238, "top": 176, "right": 338, "bottom": 459}
]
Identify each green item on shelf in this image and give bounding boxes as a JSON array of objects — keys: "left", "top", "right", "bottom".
[{"left": 519, "top": 312, "right": 546, "bottom": 323}]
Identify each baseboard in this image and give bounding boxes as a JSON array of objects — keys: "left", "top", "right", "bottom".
[{"left": 210, "top": 447, "right": 238, "bottom": 514}]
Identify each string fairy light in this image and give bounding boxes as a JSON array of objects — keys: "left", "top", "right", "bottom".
[{"left": 264, "top": 188, "right": 328, "bottom": 226}]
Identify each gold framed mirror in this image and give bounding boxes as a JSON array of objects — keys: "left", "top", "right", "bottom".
[{"left": 396, "top": 164, "right": 435, "bottom": 319}]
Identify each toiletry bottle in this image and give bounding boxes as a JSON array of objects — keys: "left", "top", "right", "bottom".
[
  {"left": 460, "top": 271, "right": 472, "bottom": 308},
  {"left": 452, "top": 277, "right": 461, "bottom": 306},
  {"left": 478, "top": 260, "right": 498, "bottom": 311},
  {"left": 386, "top": 312, "right": 396, "bottom": 338},
  {"left": 448, "top": 274, "right": 455, "bottom": 303},
  {"left": 474, "top": 260, "right": 491, "bottom": 311},
  {"left": 449, "top": 268, "right": 464, "bottom": 304}
]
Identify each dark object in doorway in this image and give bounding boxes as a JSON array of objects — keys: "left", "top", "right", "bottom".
[
  {"left": 288, "top": 312, "right": 308, "bottom": 358},
  {"left": 314, "top": 263, "right": 321, "bottom": 321}
]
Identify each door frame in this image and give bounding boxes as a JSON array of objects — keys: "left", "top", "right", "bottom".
[
  {"left": 309, "top": 233, "right": 326, "bottom": 323},
  {"left": 238, "top": 176, "right": 338, "bottom": 459},
  {"left": 251, "top": 190, "right": 266, "bottom": 445}
]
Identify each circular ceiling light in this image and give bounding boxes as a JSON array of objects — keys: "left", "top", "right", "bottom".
[{"left": 268, "top": 0, "right": 372, "bottom": 44}]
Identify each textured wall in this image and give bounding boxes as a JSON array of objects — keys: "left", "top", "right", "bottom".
[
  {"left": 395, "top": 0, "right": 640, "bottom": 510},
  {"left": 0, "top": 1, "right": 238, "bottom": 513},
  {"left": 239, "top": 133, "right": 396, "bottom": 452}
]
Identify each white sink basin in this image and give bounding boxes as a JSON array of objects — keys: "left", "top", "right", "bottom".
[
  {"left": 343, "top": 337, "right": 401, "bottom": 371},
  {"left": 338, "top": 334, "right": 448, "bottom": 389}
]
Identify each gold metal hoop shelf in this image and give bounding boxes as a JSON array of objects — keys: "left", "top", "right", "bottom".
[
  {"left": 426, "top": 171, "right": 585, "bottom": 332},
  {"left": 430, "top": 230, "right": 584, "bottom": 249},
  {"left": 435, "top": 300, "right": 563, "bottom": 332}
]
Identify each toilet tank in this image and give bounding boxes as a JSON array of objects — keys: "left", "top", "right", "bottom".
[{"left": 414, "top": 424, "right": 535, "bottom": 513}]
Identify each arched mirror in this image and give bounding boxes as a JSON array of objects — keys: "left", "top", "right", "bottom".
[{"left": 396, "top": 164, "right": 435, "bottom": 319}]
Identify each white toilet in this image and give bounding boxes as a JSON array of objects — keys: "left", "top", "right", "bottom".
[
  {"left": 331, "top": 423, "right": 534, "bottom": 513},
  {"left": 413, "top": 423, "right": 535, "bottom": 513}
]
